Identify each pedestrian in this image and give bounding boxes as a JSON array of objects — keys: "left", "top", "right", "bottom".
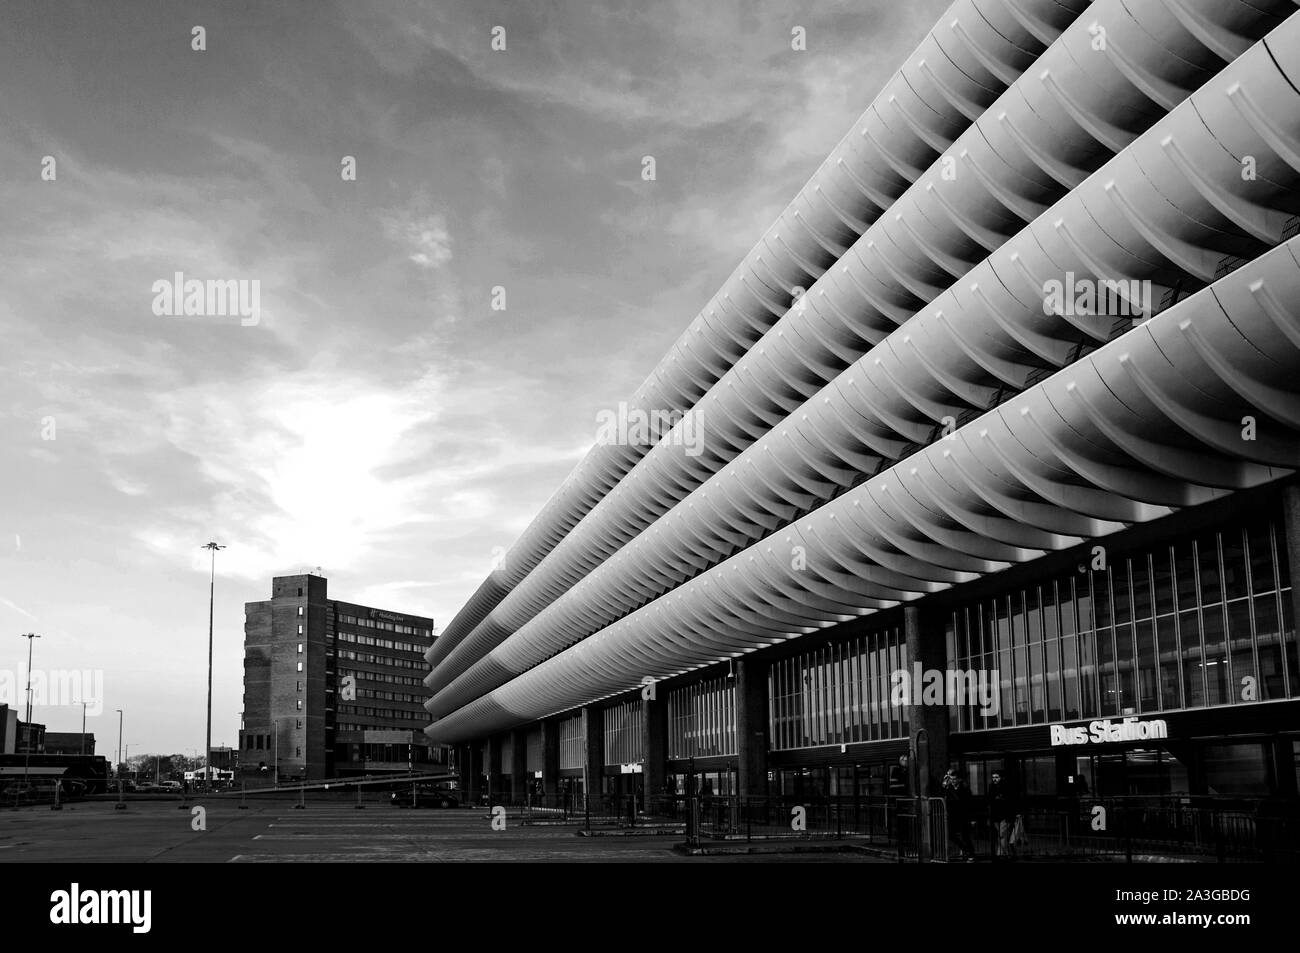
[
  {"left": 988, "top": 771, "right": 1016, "bottom": 860},
  {"left": 941, "top": 766, "right": 976, "bottom": 861}
]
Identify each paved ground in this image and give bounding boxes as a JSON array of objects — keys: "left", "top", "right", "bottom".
[{"left": 0, "top": 796, "right": 886, "bottom": 863}]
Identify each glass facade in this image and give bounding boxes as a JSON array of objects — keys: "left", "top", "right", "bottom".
[
  {"left": 602, "top": 700, "right": 643, "bottom": 765},
  {"left": 947, "top": 513, "right": 1297, "bottom": 732},
  {"left": 667, "top": 676, "right": 737, "bottom": 759},
  {"left": 558, "top": 714, "right": 584, "bottom": 770},
  {"left": 768, "top": 625, "right": 909, "bottom": 751}
]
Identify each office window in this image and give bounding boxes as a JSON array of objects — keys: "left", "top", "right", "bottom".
[
  {"left": 296, "top": 680, "right": 302, "bottom": 692},
  {"left": 296, "top": 700, "right": 303, "bottom": 711},
  {"left": 298, "top": 624, "right": 304, "bottom": 635},
  {"left": 296, "top": 719, "right": 303, "bottom": 729},
  {"left": 297, "top": 661, "right": 303, "bottom": 672},
  {"left": 297, "top": 643, "right": 303, "bottom": 654},
  {"left": 298, "top": 606, "right": 304, "bottom": 616},
  {"left": 296, "top": 747, "right": 302, "bottom": 758}
]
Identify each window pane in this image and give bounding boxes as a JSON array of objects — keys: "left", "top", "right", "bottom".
[
  {"left": 1226, "top": 598, "right": 1255, "bottom": 705},
  {"left": 1013, "top": 592, "right": 1030, "bottom": 725},
  {"left": 1255, "top": 593, "right": 1286, "bottom": 700},
  {"left": 1116, "top": 563, "right": 1136, "bottom": 714},
  {"left": 1222, "top": 528, "right": 1249, "bottom": 602},
  {"left": 1136, "top": 619, "right": 1158, "bottom": 712},
  {"left": 1060, "top": 577, "right": 1077, "bottom": 638},
  {"left": 1154, "top": 547, "right": 1175, "bottom": 615},
  {"left": 1062, "top": 632, "right": 1080, "bottom": 720},
  {"left": 1029, "top": 620, "right": 1045, "bottom": 723},
  {"left": 1248, "top": 524, "right": 1276, "bottom": 594},
  {"left": 1180, "top": 608, "right": 1205, "bottom": 709},
  {"left": 1203, "top": 604, "right": 1227, "bottom": 707},
  {"left": 1200, "top": 535, "right": 1223, "bottom": 605},
  {"left": 1094, "top": 571, "right": 1117, "bottom": 716},
  {"left": 1133, "top": 555, "right": 1152, "bottom": 621},
  {"left": 1175, "top": 541, "right": 1197, "bottom": 610},
  {"left": 1156, "top": 613, "right": 1181, "bottom": 710},
  {"left": 1284, "top": 592, "right": 1300, "bottom": 698}
]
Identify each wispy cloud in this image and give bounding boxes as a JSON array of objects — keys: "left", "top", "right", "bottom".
[{"left": 0, "top": 0, "right": 952, "bottom": 751}]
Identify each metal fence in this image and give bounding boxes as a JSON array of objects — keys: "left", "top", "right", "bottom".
[
  {"left": 675, "top": 794, "right": 1300, "bottom": 862},
  {"left": 682, "top": 795, "right": 945, "bottom": 858},
  {"left": 500, "top": 793, "right": 687, "bottom": 829},
  {"left": 959, "top": 800, "right": 1300, "bottom": 863}
]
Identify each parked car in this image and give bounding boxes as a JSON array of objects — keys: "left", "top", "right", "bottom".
[
  {"left": 391, "top": 786, "right": 459, "bottom": 809},
  {"left": 136, "top": 782, "right": 164, "bottom": 794},
  {"left": 159, "top": 780, "right": 182, "bottom": 792}
]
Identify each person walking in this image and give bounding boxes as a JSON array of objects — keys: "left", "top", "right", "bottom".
[
  {"left": 988, "top": 771, "right": 1017, "bottom": 860},
  {"left": 941, "top": 767, "right": 976, "bottom": 861}
]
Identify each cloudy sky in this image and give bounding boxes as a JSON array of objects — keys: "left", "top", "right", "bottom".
[{"left": 0, "top": 0, "right": 950, "bottom": 756}]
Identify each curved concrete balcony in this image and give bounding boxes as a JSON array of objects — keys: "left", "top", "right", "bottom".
[
  {"left": 427, "top": 0, "right": 1090, "bottom": 669},
  {"left": 426, "top": 5, "right": 1300, "bottom": 701},
  {"left": 427, "top": 235, "right": 1300, "bottom": 742}
]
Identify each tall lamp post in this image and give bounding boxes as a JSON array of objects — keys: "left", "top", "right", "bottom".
[
  {"left": 201, "top": 541, "right": 225, "bottom": 789},
  {"left": 20, "top": 632, "right": 39, "bottom": 726},
  {"left": 80, "top": 701, "right": 87, "bottom": 756},
  {"left": 115, "top": 709, "right": 124, "bottom": 779},
  {"left": 20, "top": 633, "right": 40, "bottom": 787}
]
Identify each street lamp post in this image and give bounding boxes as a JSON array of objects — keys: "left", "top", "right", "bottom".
[
  {"left": 20, "top": 633, "right": 39, "bottom": 726},
  {"left": 201, "top": 541, "right": 225, "bottom": 790},
  {"left": 115, "top": 709, "right": 124, "bottom": 780},
  {"left": 20, "top": 633, "right": 40, "bottom": 788},
  {"left": 81, "top": 702, "right": 87, "bottom": 756}
]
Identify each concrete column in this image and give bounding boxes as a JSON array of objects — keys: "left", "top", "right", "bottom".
[
  {"left": 466, "top": 742, "right": 484, "bottom": 805},
  {"left": 735, "top": 659, "right": 770, "bottom": 798},
  {"left": 582, "top": 706, "right": 604, "bottom": 799},
  {"left": 457, "top": 743, "right": 471, "bottom": 794},
  {"left": 510, "top": 727, "right": 528, "bottom": 802},
  {"left": 487, "top": 735, "right": 503, "bottom": 803},
  {"left": 642, "top": 692, "right": 667, "bottom": 800},
  {"left": 904, "top": 605, "right": 951, "bottom": 800},
  {"left": 542, "top": 719, "right": 560, "bottom": 797}
]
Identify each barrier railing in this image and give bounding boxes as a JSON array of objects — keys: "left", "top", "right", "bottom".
[{"left": 678, "top": 794, "right": 1300, "bottom": 862}]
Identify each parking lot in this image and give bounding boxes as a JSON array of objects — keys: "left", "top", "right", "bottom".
[{"left": 0, "top": 796, "right": 885, "bottom": 863}]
